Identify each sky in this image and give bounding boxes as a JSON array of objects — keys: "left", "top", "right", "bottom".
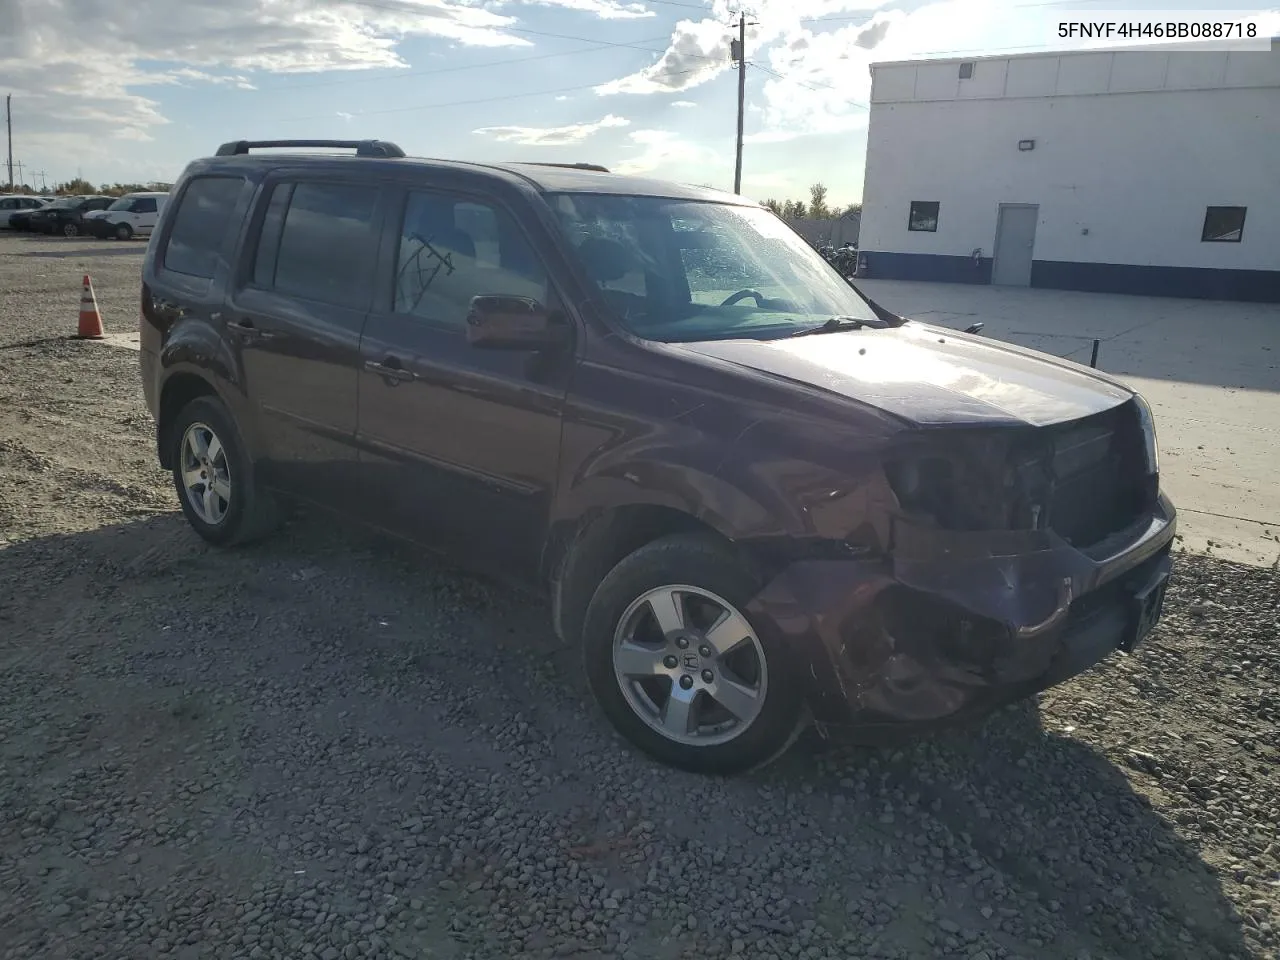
[{"left": 0, "top": 0, "right": 1275, "bottom": 204}]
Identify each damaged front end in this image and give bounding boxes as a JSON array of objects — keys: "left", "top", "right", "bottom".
[{"left": 745, "top": 395, "right": 1175, "bottom": 736}]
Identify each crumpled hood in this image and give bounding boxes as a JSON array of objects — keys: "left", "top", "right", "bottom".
[{"left": 671, "top": 321, "right": 1134, "bottom": 428}]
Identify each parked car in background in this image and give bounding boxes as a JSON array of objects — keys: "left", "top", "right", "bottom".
[
  {"left": 27, "top": 195, "right": 113, "bottom": 236},
  {"left": 86, "top": 191, "right": 169, "bottom": 240},
  {"left": 0, "top": 194, "right": 51, "bottom": 229},
  {"left": 141, "top": 138, "right": 1173, "bottom": 774}
]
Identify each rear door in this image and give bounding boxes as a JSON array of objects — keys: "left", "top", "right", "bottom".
[
  {"left": 355, "top": 185, "right": 572, "bottom": 582},
  {"left": 224, "top": 175, "right": 386, "bottom": 506}
]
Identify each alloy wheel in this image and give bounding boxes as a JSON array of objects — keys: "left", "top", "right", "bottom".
[
  {"left": 180, "top": 422, "right": 232, "bottom": 525},
  {"left": 611, "top": 584, "right": 768, "bottom": 747}
]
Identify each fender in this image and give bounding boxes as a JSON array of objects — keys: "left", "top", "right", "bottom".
[{"left": 157, "top": 323, "right": 265, "bottom": 462}]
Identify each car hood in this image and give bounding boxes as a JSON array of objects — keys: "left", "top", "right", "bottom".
[{"left": 670, "top": 321, "right": 1134, "bottom": 428}]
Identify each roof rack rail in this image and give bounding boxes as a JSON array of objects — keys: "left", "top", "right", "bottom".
[
  {"left": 519, "top": 161, "right": 610, "bottom": 173},
  {"left": 214, "top": 139, "right": 406, "bottom": 158}
]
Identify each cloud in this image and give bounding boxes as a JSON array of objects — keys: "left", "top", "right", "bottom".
[
  {"left": 671, "top": 100, "right": 696, "bottom": 107},
  {"left": 489, "top": 0, "right": 655, "bottom": 19},
  {"left": 613, "top": 129, "right": 717, "bottom": 176},
  {"left": 595, "top": 18, "right": 731, "bottom": 94},
  {"left": 0, "top": 0, "right": 537, "bottom": 178},
  {"left": 474, "top": 114, "right": 631, "bottom": 146}
]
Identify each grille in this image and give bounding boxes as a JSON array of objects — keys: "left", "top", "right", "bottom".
[{"left": 1043, "top": 404, "right": 1150, "bottom": 547}]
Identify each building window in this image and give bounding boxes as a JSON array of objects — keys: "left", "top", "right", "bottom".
[
  {"left": 1201, "top": 206, "right": 1246, "bottom": 243},
  {"left": 908, "top": 201, "right": 940, "bottom": 232},
  {"left": 959, "top": 62, "right": 974, "bottom": 79}
]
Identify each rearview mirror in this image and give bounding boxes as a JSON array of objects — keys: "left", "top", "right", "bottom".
[{"left": 466, "top": 295, "right": 565, "bottom": 350}]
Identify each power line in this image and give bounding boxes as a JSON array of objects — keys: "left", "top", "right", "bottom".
[
  {"left": 256, "top": 36, "right": 673, "bottom": 92},
  {"left": 277, "top": 67, "right": 705, "bottom": 122},
  {"left": 749, "top": 62, "right": 868, "bottom": 108}
]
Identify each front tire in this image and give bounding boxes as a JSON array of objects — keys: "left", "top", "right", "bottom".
[
  {"left": 115, "top": 222, "right": 133, "bottom": 241},
  {"left": 582, "top": 533, "right": 804, "bottom": 774},
  {"left": 170, "top": 396, "right": 278, "bottom": 546}
]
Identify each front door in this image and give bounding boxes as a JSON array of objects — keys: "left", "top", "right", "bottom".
[
  {"left": 356, "top": 187, "right": 571, "bottom": 584},
  {"left": 224, "top": 177, "right": 385, "bottom": 506},
  {"left": 992, "top": 203, "right": 1038, "bottom": 286},
  {"left": 131, "top": 196, "right": 160, "bottom": 235}
]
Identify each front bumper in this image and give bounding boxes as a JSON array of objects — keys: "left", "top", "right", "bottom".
[{"left": 746, "top": 495, "right": 1176, "bottom": 736}]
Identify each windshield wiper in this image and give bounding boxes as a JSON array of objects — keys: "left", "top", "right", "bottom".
[{"left": 785, "top": 316, "right": 867, "bottom": 338}]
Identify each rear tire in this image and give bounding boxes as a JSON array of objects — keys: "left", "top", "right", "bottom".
[
  {"left": 581, "top": 533, "right": 804, "bottom": 775},
  {"left": 170, "top": 396, "right": 278, "bottom": 547},
  {"left": 62, "top": 221, "right": 79, "bottom": 238}
]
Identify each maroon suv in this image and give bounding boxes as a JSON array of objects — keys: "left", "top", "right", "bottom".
[{"left": 139, "top": 139, "right": 1174, "bottom": 774}]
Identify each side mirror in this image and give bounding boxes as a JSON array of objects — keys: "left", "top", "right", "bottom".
[
  {"left": 465, "top": 295, "right": 566, "bottom": 350},
  {"left": 964, "top": 322, "right": 985, "bottom": 335}
]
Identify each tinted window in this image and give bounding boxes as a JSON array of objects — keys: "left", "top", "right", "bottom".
[
  {"left": 128, "top": 197, "right": 158, "bottom": 213},
  {"left": 908, "top": 201, "right": 939, "bottom": 232},
  {"left": 252, "top": 184, "right": 294, "bottom": 288},
  {"left": 163, "top": 176, "right": 245, "bottom": 279},
  {"left": 0, "top": 199, "right": 17, "bottom": 210},
  {"left": 271, "top": 182, "right": 378, "bottom": 309},
  {"left": 395, "top": 192, "right": 547, "bottom": 327},
  {"left": 1201, "top": 206, "right": 1245, "bottom": 243}
]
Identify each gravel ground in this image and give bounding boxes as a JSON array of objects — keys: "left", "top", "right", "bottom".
[{"left": 1, "top": 232, "right": 1277, "bottom": 960}]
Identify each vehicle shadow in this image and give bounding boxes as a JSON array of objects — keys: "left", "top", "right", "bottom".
[{"left": 0, "top": 510, "right": 1253, "bottom": 960}]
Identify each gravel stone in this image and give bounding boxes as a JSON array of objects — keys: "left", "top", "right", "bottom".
[{"left": 0, "top": 235, "right": 1276, "bottom": 960}]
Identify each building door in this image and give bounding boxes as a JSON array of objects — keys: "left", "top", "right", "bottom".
[{"left": 992, "top": 204, "right": 1038, "bottom": 286}]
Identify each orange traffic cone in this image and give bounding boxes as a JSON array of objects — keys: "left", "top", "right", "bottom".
[{"left": 77, "top": 274, "right": 105, "bottom": 339}]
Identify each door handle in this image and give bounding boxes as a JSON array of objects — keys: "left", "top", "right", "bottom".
[
  {"left": 365, "top": 358, "right": 414, "bottom": 383},
  {"left": 229, "top": 318, "right": 274, "bottom": 342}
]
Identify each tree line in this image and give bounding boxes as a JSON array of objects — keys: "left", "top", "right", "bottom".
[
  {"left": 5, "top": 178, "right": 174, "bottom": 197},
  {"left": 762, "top": 183, "right": 860, "bottom": 221}
]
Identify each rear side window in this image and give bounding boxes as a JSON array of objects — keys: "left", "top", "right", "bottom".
[
  {"left": 163, "top": 176, "right": 246, "bottom": 279},
  {"left": 259, "top": 182, "right": 379, "bottom": 309}
]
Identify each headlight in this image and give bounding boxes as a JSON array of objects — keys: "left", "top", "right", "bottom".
[
  {"left": 1133, "top": 393, "right": 1159, "bottom": 475},
  {"left": 884, "top": 446, "right": 1010, "bottom": 531}
]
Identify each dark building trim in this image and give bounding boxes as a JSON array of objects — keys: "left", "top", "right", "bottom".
[
  {"left": 1031, "top": 260, "right": 1280, "bottom": 303},
  {"left": 858, "top": 251, "right": 993, "bottom": 284},
  {"left": 860, "top": 251, "right": 1280, "bottom": 303}
]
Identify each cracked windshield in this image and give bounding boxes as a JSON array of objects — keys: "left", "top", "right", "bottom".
[{"left": 552, "top": 193, "right": 877, "bottom": 341}]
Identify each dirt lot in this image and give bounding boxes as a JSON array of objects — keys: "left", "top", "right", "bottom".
[{"left": 1, "top": 232, "right": 1277, "bottom": 960}]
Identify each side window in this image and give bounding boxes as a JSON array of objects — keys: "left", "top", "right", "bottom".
[
  {"left": 0, "top": 198, "right": 17, "bottom": 210},
  {"left": 272, "top": 182, "right": 378, "bottom": 309},
  {"left": 133, "top": 198, "right": 158, "bottom": 214},
  {"left": 252, "top": 184, "right": 293, "bottom": 288},
  {"left": 163, "top": 176, "right": 246, "bottom": 280},
  {"left": 394, "top": 191, "right": 547, "bottom": 328}
]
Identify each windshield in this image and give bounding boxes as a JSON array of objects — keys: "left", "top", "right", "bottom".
[
  {"left": 107, "top": 197, "right": 133, "bottom": 211},
  {"left": 46, "top": 198, "right": 79, "bottom": 209},
  {"left": 549, "top": 194, "right": 877, "bottom": 342}
]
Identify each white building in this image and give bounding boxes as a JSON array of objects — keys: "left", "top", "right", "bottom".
[{"left": 857, "top": 45, "right": 1280, "bottom": 302}]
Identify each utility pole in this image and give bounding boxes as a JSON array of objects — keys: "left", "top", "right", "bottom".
[
  {"left": 6, "top": 95, "right": 13, "bottom": 192},
  {"left": 731, "top": 14, "right": 747, "bottom": 194}
]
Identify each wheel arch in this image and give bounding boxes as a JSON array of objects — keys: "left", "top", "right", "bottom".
[
  {"left": 547, "top": 503, "right": 753, "bottom": 649},
  {"left": 156, "top": 371, "right": 222, "bottom": 469}
]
